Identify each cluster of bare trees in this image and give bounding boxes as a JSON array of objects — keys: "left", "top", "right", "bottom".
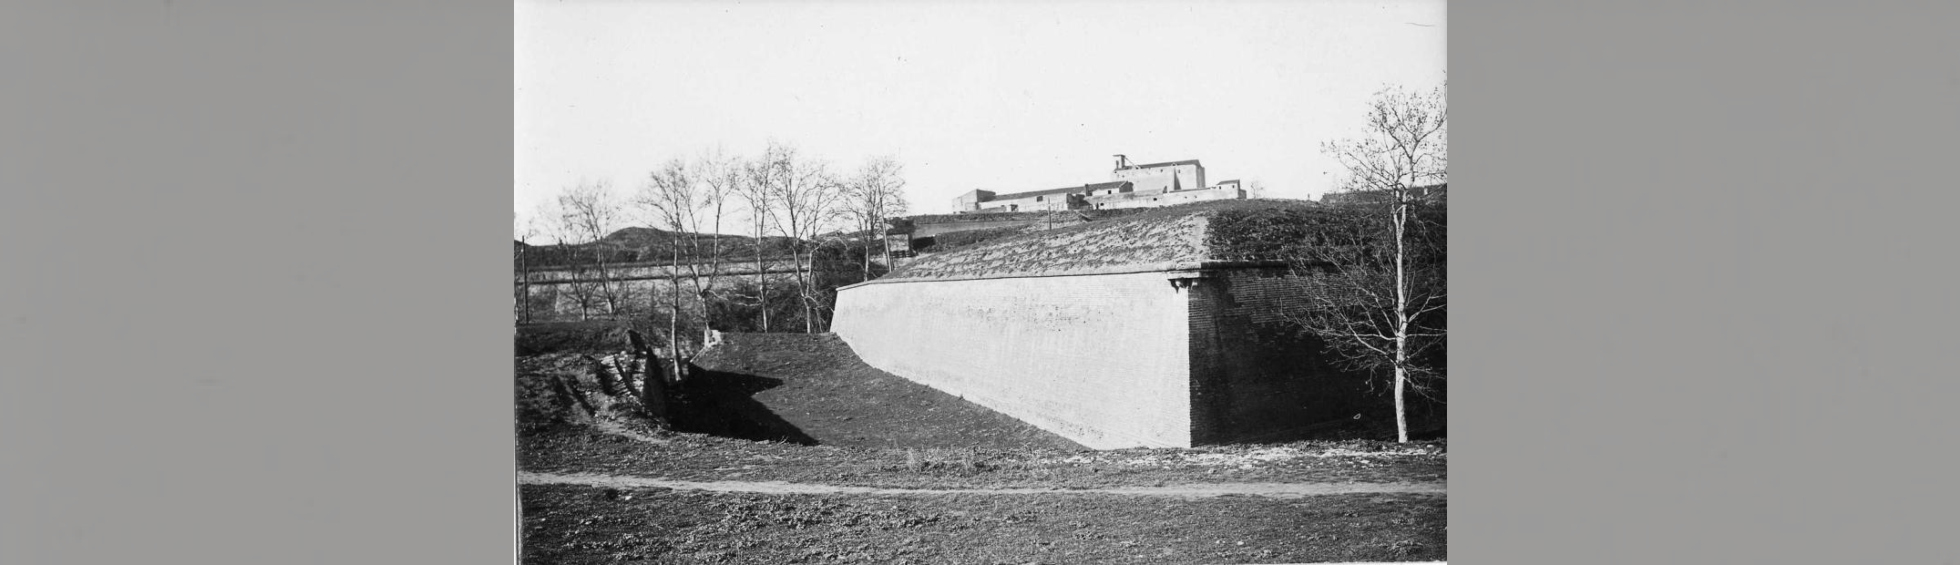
[
  {"left": 644, "top": 142, "right": 909, "bottom": 337},
  {"left": 519, "top": 180, "right": 633, "bottom": 321},
  {"left": 1295, "top": 82, "right": 1448, "bottom": 443},
  {"left": 516, "top": 141, "right": 909, "bottom": 364}
]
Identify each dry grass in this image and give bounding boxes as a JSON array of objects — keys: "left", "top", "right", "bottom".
[
  {"left": 516, "top": 330, "right": 1446, "bottom": 563},
  {"left": 877, "top": 200, "right": 1325, "bottom": 283}
]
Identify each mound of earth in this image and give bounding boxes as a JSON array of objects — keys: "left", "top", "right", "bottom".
[
  {"left": 515, "top": 320, "right": 648, "bottom": 356},
  {"left": 515, "top": 354, "right": 667, "bottom": 437}
]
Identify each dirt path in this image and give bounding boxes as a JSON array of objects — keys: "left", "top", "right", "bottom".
[{"left": 519, "top": 471, "right": 1444, "bottom": 498}]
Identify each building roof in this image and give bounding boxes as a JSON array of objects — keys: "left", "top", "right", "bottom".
[
  {"left": 989, "top": 180, "right": 1132, "bottom": 201},
  {"left": 859, "top": 199, "right": 1326, "bottom": 284},
  {"left": 1116, "top": 159, "right": 1202, "bottom": 170}
]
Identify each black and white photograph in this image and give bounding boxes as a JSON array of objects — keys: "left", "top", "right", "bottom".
[
  {"left": 514, "top": 1, "right": 1447, "bottom": 562},
  {"left": 24, "top": 2, "right": 1960, "bottom": 565}
]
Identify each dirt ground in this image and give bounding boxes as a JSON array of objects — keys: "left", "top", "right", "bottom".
[
  {"left": 686, "top": 333, "right": 1084, "bottom": 450},
  {"left": 516, "top": 331, "right": 1446, "bottom": 563},
  {"left": 520, "top": 485, "right": 1445, "bottom": 564}
]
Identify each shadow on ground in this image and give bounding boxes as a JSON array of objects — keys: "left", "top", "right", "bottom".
[
  {"left": 688, "top": 332, "right": 1085, "bottom": 450},
  {"left": 669, "top": 368, "right": 819, "bottom": 445}
]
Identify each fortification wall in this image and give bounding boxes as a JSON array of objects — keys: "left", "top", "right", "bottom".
[
  {"left": 1185, "top": 268, "right": 1386, "bottom": 443},
  {"left": 832, "top": 272, "right": 1194, "bottom": 449}
]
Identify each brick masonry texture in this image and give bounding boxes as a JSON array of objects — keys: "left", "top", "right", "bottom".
[
  {"left": 1186, "top": 268, "right": 1376, "bottom": 444},
  {"left": 832, "top": 272, "right": 1194, "bottom": 449}
]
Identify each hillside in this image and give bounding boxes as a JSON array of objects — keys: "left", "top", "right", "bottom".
[{"left": 514, "top": 227, "right": 811, "bottom": 270}]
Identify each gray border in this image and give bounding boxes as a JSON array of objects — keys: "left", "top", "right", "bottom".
[
  {"left": 1455, "top": 2, "right": 1960, "bottom": 563},
  {"left": 1, "top": 2, "right": 514, "bottom": 563},
  {"left": 8, "top": 1, "right": 1960, "bottom": 564}
]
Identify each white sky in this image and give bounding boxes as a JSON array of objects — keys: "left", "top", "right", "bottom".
[{"left": 516, "top": 0, "right": 1445, "bottom": 238}]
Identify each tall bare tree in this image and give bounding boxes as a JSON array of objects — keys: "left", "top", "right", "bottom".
[
  {"left": 635, "top": 152, "right": 737, "bottom": 367},
  {"left": 555, "top": 180, "right": 629, "bottom": 318},
  {"left": 842, "top": 155, "right": 910, "bottom": 278},
  {"left": 532, "top": 196, "right": 592, "bottom": 320},
  {"left": 736, "top": 148, "right": 782, "bottom": 332},
  {"left": 758, "top": 144, "right": 846, "bottom": 333},
  {"left": 514, "top": 209, "right": 545, "bottom": 323},
  {"left": 688, "top": 148, "right": 739, "bottom": 334},
  {"left": 1297, "top": 82, "right": 1447, "bottom": 443},
  {"left": 640, "top": 158, "right": 695, "bottom": 362}
]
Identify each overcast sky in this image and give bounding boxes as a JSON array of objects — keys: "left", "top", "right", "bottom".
[{"left": 516, "top": 0, "right": 1445, "bottom": 239}]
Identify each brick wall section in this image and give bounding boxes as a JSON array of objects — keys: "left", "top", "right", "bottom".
[
  {"left": 832, "top": 272, "right": 1193, "bottom": 449},
  {"left": 1186, "top": 268, "right": 1378, "bottom": 443}
]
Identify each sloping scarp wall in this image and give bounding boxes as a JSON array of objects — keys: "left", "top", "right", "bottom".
[{"left": 832, "top": 272, "right": 1193, "bottom": 449}]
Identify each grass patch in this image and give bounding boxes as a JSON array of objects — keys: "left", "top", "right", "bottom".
[{"left": 914, "top": 226, "right": 1032, "bottom": 254}]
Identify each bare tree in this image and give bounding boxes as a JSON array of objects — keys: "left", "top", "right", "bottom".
[
  {"left": 841, "top": 155, "right": 910, "bottom": 278},
  {"left": 1296, "top": 82, "right": 1447, "bottom": 443},
  {"left": 1323, "top": 83, "right": 1447, "bottom": 194},
  {"left": 514, "top": 209, "right": 545, "bottom": 324},
  {"left": 635, "top": 151, "right": 737, "bottom": 369},
  {"left": 531, "top": 196, "right": 594, "bottom": 320},
  {"left": 555, "top": 180, "right": 629, "bottom": 318},
  {"left": 736, "top": 148, "right": 781, "bottom": 332},
  {"left": 688, "top": 148, "right": 739, "bottom": 334},
  {"left": 639, "top": 158, "right": 695, "bottom": 363},
  {"left": 758, "top": 144, "right": 847, "bottom": 333}
]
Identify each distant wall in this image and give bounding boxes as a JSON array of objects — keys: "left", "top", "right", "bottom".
[
  {"left": 976, "top": 193, "right": 1077, "bottom": 213},
  {"left": 515, "top": 258, "right": 819, "bottom": 323},
  {"left": 832, "top": 272, "right": 1194, "bottom": 449},
  {"left": 1089, "top": 186, "right": 1244, "bottom": 210},
  {"left": 1112, "top": 163, "right": 1204, "bottom": 194}
]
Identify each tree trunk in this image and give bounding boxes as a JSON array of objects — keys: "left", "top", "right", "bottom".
[
  {"left": 700, "top": 289, "right": 714, "bottom": 346},
  {"left": 1393, "top": 364, "right": 1409, "bottom": 442},
  {"left": 794, "top": 244, "right": 814, "bottom": 333},
  {"left": 755, "top": 217, "right": 769, "bottom": 333},
  {"left": 881, "top": 229, "right": 894, "bottom": 276},
  {"left": 597, "top": 256, "right": 617, "bottom": 319},
  {"left": 804, "top": 245, "right": 819, "bottom": 333},
  {"left": 518, "top": 244, "right": 530, "bottom": 323},
  {"left": 670, "top": 241, "right": 682, "bottom": 376},
  {"left": 1392, "top": 189, "right": 1411, "bottom": 443}
]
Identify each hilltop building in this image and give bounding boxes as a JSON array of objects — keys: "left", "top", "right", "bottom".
[{"left": 951, "top": 155, "right": 1246, "bottom": 214}]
